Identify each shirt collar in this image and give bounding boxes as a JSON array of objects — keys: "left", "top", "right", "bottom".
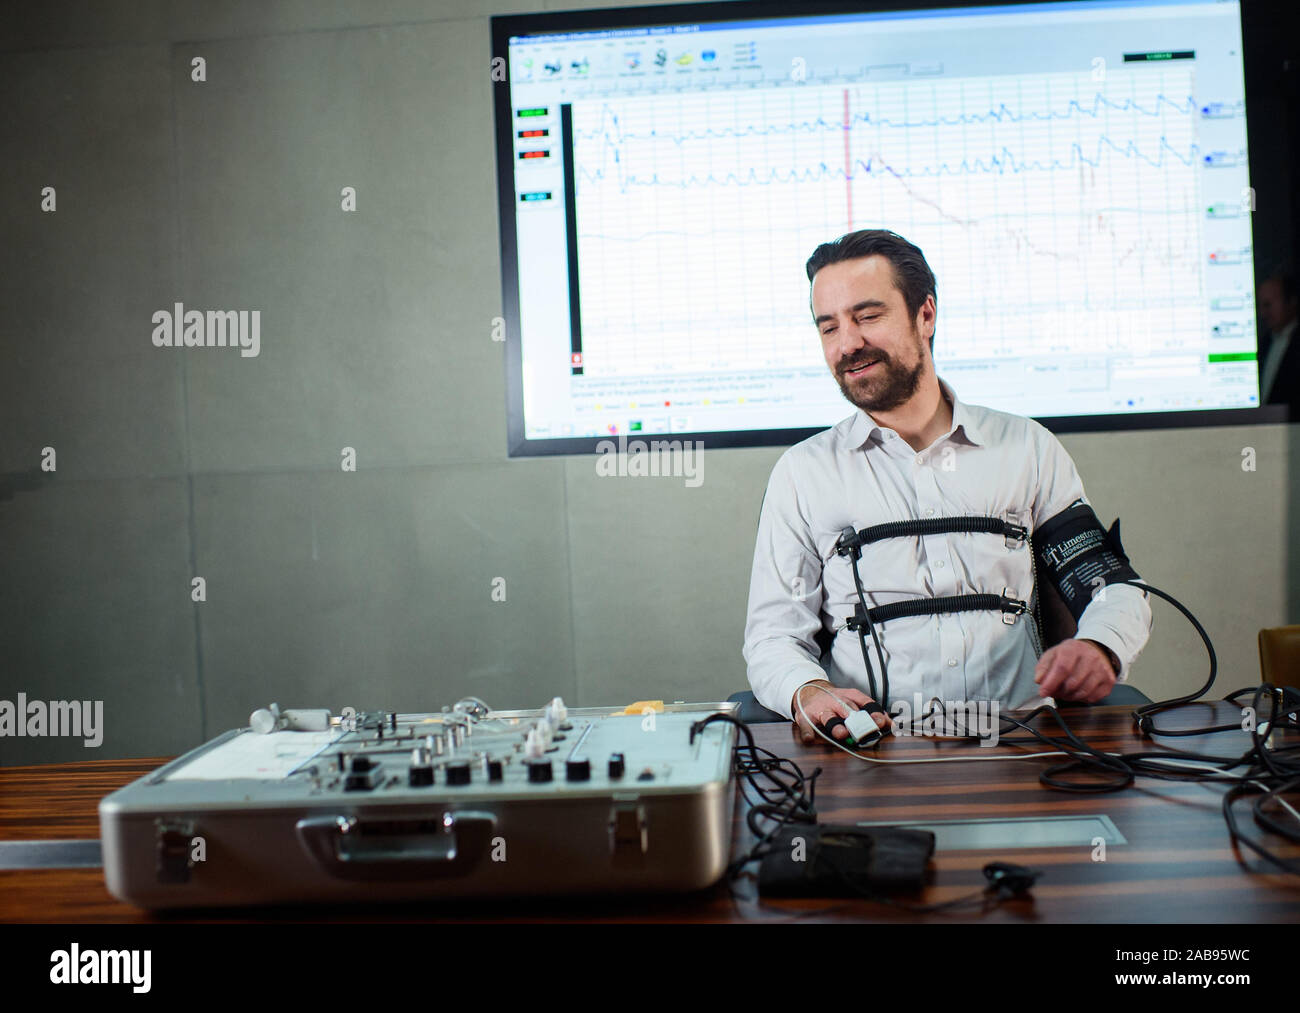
[{"left": 842, "top": 375, "right": 983, "bottom": 451}]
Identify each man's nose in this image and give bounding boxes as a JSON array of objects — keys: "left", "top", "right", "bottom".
[{"left": 835, "top": 321, "right": 866, "bottom": 360}]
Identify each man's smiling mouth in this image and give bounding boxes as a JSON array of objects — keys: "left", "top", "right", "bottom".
[{"left": 844, "top": 359, "right": 880, "bottom": 377}]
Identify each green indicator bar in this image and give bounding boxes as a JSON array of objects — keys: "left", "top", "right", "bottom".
[
  {"left": 1208, "top": 352, "right": 1256, "bottom": 363},
  {"left": 516, "top": 107, "right": 548, "bottom": 117},
  {"left": 1123, "top": 50, "right": 1194, "bottom": 62}
]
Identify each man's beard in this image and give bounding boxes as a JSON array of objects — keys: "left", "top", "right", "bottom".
[{"left": 834, "top": 328, "right": 927, "bottom": 413}]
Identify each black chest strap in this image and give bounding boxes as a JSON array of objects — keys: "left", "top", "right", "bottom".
[{"left": 835, "top": 515, "right": 1030, "bottom": 627}]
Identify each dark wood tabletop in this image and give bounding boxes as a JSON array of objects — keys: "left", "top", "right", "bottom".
[{"left": 2, "top": 701, "right": 1297, "bottom": 922}]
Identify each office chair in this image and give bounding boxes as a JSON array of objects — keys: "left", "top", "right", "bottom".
[{"left": 1258, "top": 625, "right": 1300, "bottom": 691}]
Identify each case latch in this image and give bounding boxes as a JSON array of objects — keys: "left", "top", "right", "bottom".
[
  {"left": 608, "top": 801, "right": 648, "bottom": 858},
  {"left": 155, "top": 818, "right": 197, "bottom": 883}
]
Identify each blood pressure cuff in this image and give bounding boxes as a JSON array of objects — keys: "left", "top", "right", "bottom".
[
  {"left": 1032, "top": 500, "right": 1140, "bottom": 623},
  {"left": 758, "top": 823, "right": 935, "bottom": 897}
]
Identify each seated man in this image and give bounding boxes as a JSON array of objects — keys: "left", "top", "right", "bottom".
[{"left": 743, "top": 229, "right": 1153, "bottom": 744}]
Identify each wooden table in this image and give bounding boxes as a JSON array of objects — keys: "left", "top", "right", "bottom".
[{"left": 2, "top": 702, "right": 1297, "bottom": 922}]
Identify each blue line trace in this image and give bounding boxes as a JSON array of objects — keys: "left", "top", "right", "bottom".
[{"left": 573, "top": 93, "right": 1199, "bottom": 191}]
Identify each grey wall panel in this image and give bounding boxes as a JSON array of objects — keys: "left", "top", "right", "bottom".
[
  {"left": 565, "top": 446, "right": 784, "bottom": 708},
  {"left": 1059, "top": 423, "right": 1293, "bottom": 702},
  {"left": 0, "top": 2, "right": 172, "bottom": 53},
  {"left": 0, "top": 45, "right": 185, "bottom": 481},
  {"left": 190, "top": 461, "right": 573, "bottom": 736},
  {"left": 0, "top": 477, "right": 200, "bottom": 765},
  {"left": 173, "top": 20, "right": 507, "bottom": 473}
]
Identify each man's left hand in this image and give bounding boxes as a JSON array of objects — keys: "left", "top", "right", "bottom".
[{"left": 1035, "top": 638, "right": 1117, "bottom": 702}]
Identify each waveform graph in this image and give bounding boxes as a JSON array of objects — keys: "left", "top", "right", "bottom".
[
  {"left": 570, "top": 88, "right": 851, "bottom": 377},
  {"left": 568, "top": 63, "right": 1204, "bottom": 378},
  {"left": 845, "top": 67, "right": 1204, "bottom": 360}
]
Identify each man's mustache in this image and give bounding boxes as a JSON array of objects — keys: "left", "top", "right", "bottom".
[{"left": 839, "top": 352, "right": 887, "bottom": 376}]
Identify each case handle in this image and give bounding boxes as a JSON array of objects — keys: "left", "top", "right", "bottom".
[{"left": 295, "top": 811, "right": 496, "bottom": 881}]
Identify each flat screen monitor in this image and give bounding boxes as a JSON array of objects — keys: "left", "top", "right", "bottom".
[{"left": 491, "top": 0, "right": 1284, "bottom": 456}]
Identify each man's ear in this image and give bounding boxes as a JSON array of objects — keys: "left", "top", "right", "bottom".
[{"left": 918, "top": 295, "right": 937, "bottom": 345}]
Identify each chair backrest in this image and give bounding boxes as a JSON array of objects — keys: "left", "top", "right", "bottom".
[
  {"left": 1258, "top": 625, "right": 1300, "bottom": 690},
  {"left": 1036, "top": 574, "right": 1078, "bottom": 651}
]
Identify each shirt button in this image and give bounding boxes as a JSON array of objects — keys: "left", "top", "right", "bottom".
[
  {"left": 925, "top": 508, "right": 934, "bottom": 516},
  {"left": 937, "top": 560, "right": 945, "bottom": 568},
  {"left": 915, "top": 455, "right": 925, "bottom": 464},
  {"left": 947, "top": 658, "right": 958, "bottom": 667}
]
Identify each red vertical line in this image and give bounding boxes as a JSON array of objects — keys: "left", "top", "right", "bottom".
[{"left": 843, "top": 88, "right": 853, "bottom": 230}]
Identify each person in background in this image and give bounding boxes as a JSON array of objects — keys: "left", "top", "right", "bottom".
[{"left": 1258, "top": 265, "right": 1299, "bottom": 408}]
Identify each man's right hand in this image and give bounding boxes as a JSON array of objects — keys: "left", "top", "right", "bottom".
[{"left": 791, "top": 680, "right": 888, "bottom": 744}]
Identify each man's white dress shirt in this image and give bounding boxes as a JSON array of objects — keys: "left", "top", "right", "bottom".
[{"left": 743, "top": 376, "right": 1153, "bottom": 720}]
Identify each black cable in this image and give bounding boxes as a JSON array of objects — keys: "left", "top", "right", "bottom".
[
  {"left": 1120, "top": 578, "right": 1223, "bottom": 735},
  {"left": 995, "top": 566, "right": 1300, "bottom": 871},
  {"left": 987, "top": 683, "right": 1300, "bottom": 876},
  {"left": 1224, "top": 782, "right": 1300, "bottom": 876},
  {"left": 817, "top": 856, "right": 1024, "bottom": 915},
  {"left": 1252, "top": 777, "right": 1300, "bottom": 844},
  {"left": 728, "top": 553, "right": 1300, "bottom": 878},
  {"left": 692, "top": 713, "right": 824, "bottom": 881},
  {"left": 706, "top": 709, "right": 1048, "bottom": 914},
  {"left": 848, "top": 550, "right": 889, "bottom": 709}
]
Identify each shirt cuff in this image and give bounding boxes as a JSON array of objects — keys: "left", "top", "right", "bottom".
[{"left": 749, "top": 655, "right": 828, "bottom": 722}]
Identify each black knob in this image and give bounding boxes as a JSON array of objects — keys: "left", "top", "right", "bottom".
[
  {"left": 408, "top": 765, "right": 433, "bottom": 787},
  {"left": 351, "top": 755, "right": 375, "bottom": 772},
  {"left": 484, "top": 758, "right": 503, "bottom": 782},
  {"left": 566, "top": 757, "right": 591, "bottom": 781},
  {"left": 608, "top": 753, "right": 625, "bottom": 778},
  {"left": 445, "top": 761, "right": 471, "bottom": 786},
  {"left": 526, "top": 758, "right": 553, "bottom": 783}
]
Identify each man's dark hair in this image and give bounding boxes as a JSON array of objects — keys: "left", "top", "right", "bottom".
[{"left": 805, "top": 229, "right": 937, "bottom": 351}]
